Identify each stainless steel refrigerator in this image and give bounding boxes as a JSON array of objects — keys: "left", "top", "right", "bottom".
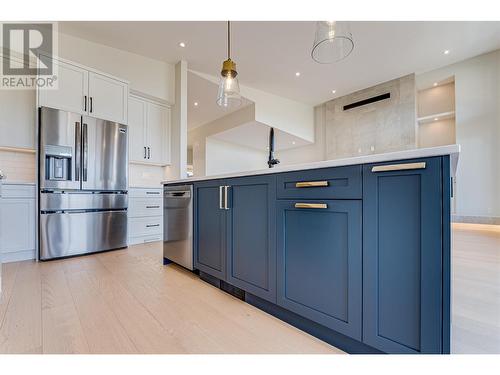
[{"left": 38, "top": 107, "right": 128, "bottom": 260}]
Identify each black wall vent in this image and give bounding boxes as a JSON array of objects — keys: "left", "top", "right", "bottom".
[{"left": 343, "top": 92, "right": 391, "bottom": 111}]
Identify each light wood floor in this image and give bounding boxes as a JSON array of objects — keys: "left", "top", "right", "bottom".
[
  {"left": 0, "top": 223, "right": 498, "bottom": 354},
  {"left": 452, "top": 223, "right": 500, "bottom": 353},
  {"left": 0, "top": 242, "right": 342, "bottom": 354}
]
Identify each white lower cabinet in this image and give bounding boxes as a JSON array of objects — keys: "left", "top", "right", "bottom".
[
  {"left": 0, "top": 183, "right": 36, "bottom": 262},
  {"left": 128, "top": 187, "right": 163, "bottom": 245}
]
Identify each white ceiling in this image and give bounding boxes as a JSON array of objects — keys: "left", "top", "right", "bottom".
[
  {"left": 60, "top": 21, "right": 500, "bottom": 106},
  {"left": 187, "top": 71, "right": 253, "bottom": 129},
  {"left": 211, "top": 121, "right": 311, "bottom": 152}
]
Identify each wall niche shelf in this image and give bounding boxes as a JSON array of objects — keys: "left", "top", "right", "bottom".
[{"left": 417, "top": 111, "right": 456, "bottom": 125}]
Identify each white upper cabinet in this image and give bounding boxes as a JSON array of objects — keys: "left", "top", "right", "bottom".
[
  {"left": 128, "top": 95, "right": 171, "bottom": 166},
  {"left": 147, "top": 102, "right": 170, "bottom": 165},
  {"left": 38, "top": 56, "right": 129, "bottom": 124},
  {"left": 88, "top": 72, "right": 128, "bottom": 124},
  {"left": 38, "top": 58, "right": 88, "bottom": 115},
  {"left": 128, "top": 96, "right": 148, "bottom": 162}
]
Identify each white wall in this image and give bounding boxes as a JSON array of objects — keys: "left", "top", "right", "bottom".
[
  {"left": 189, "top": 70, "right": 315, "bottom": 142},
  {"left": 58, "top": 33, "right": 175, "bottom": 103},
  {"left": 189, "top": 105, "right": 256, "bottom": 177},
  {"left": 165, "top": 61, "right": 188, "bottom": 181},
  {"left": 275, "top": 105, "right": 326, "bottom": 166},
  {"left": 205, "top": 137, "right": 267, "bottom": 176},
  {"left": 417, "top": 49, "right": 500, "bottom": 219}
]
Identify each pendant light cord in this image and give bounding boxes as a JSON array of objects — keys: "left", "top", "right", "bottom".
[{"left": 227, "top": 21, "right": 231, "bottom": 59}]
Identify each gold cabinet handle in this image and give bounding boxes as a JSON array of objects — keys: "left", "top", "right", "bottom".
[
  {"left": 371, "top": 162, "right": 426, "bottom": 173},
  {"left": 294, "top": 203, "right": 328, "bottom": 209},
  {"left": 295, "top": 181, "right": 329, "bottom": 188}
]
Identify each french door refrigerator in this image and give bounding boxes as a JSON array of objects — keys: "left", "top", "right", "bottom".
[{"left": 38, "top": 107, "right": 128, "bottom": 260}]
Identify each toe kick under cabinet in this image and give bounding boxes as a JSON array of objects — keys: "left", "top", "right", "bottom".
[
  {"left": 191, "top": 156, "right": 452, "bottom": 354},
  {"left": 128, "top": 187, "right": 163, "bottom": 245}
]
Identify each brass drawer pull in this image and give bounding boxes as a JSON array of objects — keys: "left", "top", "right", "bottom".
[
  {"left": 294, "top": 203, "right": 328, "bottom": 209},
  {"left": 295, "top": 181, "right": 329, "bottom": 188},
  {"left": 371, "top": 162, "right": 426, "bottom": 173}
]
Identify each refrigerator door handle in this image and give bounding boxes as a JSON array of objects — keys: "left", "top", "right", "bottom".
[
  {"left": 82, "top": 122, "right": 88, "bottom": 182},
  {"left": 75, "top": 121, "right": 81, "bottom": 181}
]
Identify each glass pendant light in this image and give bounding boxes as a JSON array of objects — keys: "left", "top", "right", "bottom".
[
  {"left": 311, "top": 21, "right": 354, "bottom": 64},
  {"left": 216, "top": 21, "right": 242, "bottom": 109}
]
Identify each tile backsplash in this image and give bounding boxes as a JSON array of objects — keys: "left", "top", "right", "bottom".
[{"left": 0, "top": 149, "right": 36, "bottom": 183}]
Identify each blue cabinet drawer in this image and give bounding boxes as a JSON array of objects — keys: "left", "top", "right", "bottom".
[
  {"left": 276, "top": 199, "right": 362, "bottom": 340},
  {"left": 276, "top": 165, "right": 362, "bottom": 200}
]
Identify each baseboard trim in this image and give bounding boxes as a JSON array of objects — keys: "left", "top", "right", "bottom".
[
  {"left": 452, "top": 215, "right": 500, "bottom": 225},
  {"left": 1, "top": 249, "right": 36, "bottom": 263}
]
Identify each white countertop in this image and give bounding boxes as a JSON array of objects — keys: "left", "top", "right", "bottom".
[{"left": 163, "top": 144, "right": 460, "bottom": 185}]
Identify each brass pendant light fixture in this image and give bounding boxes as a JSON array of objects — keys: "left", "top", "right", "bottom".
[{"left": 216, "top": 21, "right": 242, "bottom": 109}]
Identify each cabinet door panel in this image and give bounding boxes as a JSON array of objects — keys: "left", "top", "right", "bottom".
[
  {"left": 277, "top": 200, "right": 362, "bottom": 340},
  {"left": 128, "top": 96, "right": 147, "bottom": 162},
  {"left": 363, "top": 157, "right": 443, "bottom": 354},
  {"left": 88, "top": 72, "right": 128, "bottom": 123},
  {"left": 38, "top": 58, "right": 87, "bottom": 114},
  {"left": 194, "top": 180, "right": 226, "bottom": 279},
  {"left": 0, "top": 198, "right": 35, "bottom": 254},
  {"left": 226, "top": 175, "right": 276, "bottom": 302},
  {"left": 147, "top": 102, "right": 169, "bottom": 164}
]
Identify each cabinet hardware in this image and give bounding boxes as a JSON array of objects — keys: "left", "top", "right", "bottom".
[
  {"left": 144, "top": 146, "right": 147, "bottom": 159},
  {"left": 219, "top": 186, "right": 224, "bottom": 209},
  {"left": 89, "top": 97, "right": 93, "bottom": 113},
  {"left": 75, "top": 122, "right": 81, "bottom": 181},
  {"left": 146, "top": 205, "right": 160, "bottom": 209},
  {"left": 294, "top": 203, "right": 328, "bottom": 209},
  {"left": 295, "top": 181, "right": 329, "bottom": 188},
  {"left": 371, "top": 162, "right": 426, "bottom": 173},
  {"left": 84, "top": 96, "right": 87, "bottom": 111},
  {"left": 146, "top": 191, "right": 160, "bottom": 195},
  {"left": 148, "top": 147, "right": 151, "bottom": 159},
  {"left": 82, "top": 123, "right": 88, "bottom": 181},
  {"left": 224, "top": 186, "right": 230, "bottom": 210},
  {"left": 146, "top": 224, "right": 160, "bottom": 228}
]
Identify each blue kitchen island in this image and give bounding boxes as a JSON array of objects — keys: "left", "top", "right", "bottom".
[{"left": 162, "top": 145, "right": 460, "bottom": 354}]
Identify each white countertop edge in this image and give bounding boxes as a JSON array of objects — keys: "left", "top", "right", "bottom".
[{"left": 162, "top": 144, "right": 461, "bottom": 185}]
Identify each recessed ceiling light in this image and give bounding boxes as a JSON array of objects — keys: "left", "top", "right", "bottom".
[
  {"left": 332, "top": 90, "right": 336, "bottom": 94},
  {"left": 292, "top": 141, "right": 296, "bottom": 145},
  {"left": 179, "top": 42, "right": 186, "bottom": 48},
  {"left": 434, "top": 117, "right": 439, "bottom": 121},
  {"left": 433, "top": 82, "right": 438, "bottom": 87},
  {"left": 194, "top": 102, "right": 198, "bottom": 106},
  {"left": 444, "top": 49, "right": 450, "bottom": 55},
  {"left": 295, "top": 72, "right": 301, "bottom": 77}
]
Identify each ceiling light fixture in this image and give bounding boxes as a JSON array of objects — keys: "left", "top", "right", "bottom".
[
  {"left": 194, "top": 102, "right": 198, "bottom": 106},
  {"left": 444, "top": 49, "right": 450, "bottom": 55},
  {"left": 434, "top": 118, "right": 439, "bottom": 121},
  {"left": 433, "top": 82, "right": 438, "bottom": 87},
  {"left": 216, "top": 21, "right": 242, "bottom": 109},
  {"left": 295, "top": 72, "right": 301, "bottom": 77},
  {"left": 311, "top": 21, "right": 354, "bottom": 64},
  {"left": 332, "top": 89, "right": 336, "bottom": 94},
  {"left": 179, "top": 42, "right": 186, "bottom": 48}
]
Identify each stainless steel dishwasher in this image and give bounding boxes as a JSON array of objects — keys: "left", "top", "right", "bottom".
[{"left": 163, "top": 184, "right": 193, "bottom": 270}]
